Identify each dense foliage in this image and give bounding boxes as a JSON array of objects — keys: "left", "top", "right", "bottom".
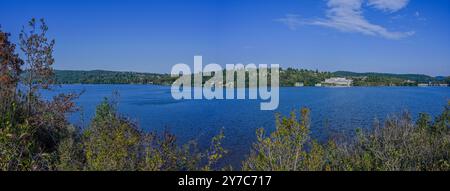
[
  {"left": 243, "top": 105, "right": 450, "bottom": 171},
  {"left": 1, "top": 19, "right": 78, "bottom": 170},
  {"left": 280, "top": 68, "right": 334, "bottom": 86},
  {"left": 58, "top": 97, "right": 227, "bottom": 171},
  {"left": 54, "top": 70, "right": 177, "bottom": 85},
  {"left": 52, "top": 68, "right": 448, "bottom": 87}
]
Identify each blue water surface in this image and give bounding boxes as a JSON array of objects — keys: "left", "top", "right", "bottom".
[{"left": 42, "top": 85, "right": 450, "bottom": 168}]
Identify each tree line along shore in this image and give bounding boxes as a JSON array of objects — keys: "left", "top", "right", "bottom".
[{"left": 51, "top": 69, "right": 449, "bottom": 87}]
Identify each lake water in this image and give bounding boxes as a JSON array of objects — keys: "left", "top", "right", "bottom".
[{"left": 43, "top": 85, "right": 450, "bottom": 167}]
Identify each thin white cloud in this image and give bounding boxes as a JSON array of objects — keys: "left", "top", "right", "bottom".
[
  {"left": 313, "top": 0, "right": 414, "bottom": 39},
  {"left": 274, "top": 14, "right": 305, "bottom": 30},
  {"left": 367, "top": 0, "right": 409, "bottom": 12},
  {"left": 276, "top": 0, "right": 415, "bottom": 40}
]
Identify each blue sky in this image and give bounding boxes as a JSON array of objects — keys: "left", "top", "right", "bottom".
[{"left": 1, "top": 0, "right": 449, "bottom": 76}]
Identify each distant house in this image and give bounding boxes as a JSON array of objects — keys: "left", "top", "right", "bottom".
[
  {"left": 315, "top": 83, "right": 322, "bottom": 87},
  {"left": 323, "top": 77, "right": 353, "bottom": 87},
  {"left": 294, "top": 82, "right": 304, "bottom": 87},
  {"left": 418, "top": 82, "right": 448, "bottom": 87},
  {"left": 404, "top": 80, "right": 416, "bottom": 84}
]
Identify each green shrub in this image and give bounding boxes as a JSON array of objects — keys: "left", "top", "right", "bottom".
[
  {"left": 243, "top": 104, "right": 450, "bottom": 171},
  {"left": 243, "top": 108, "right": 320, "bottom": 171},
  {"left": 75, "top": 97, "right": 227, "bottom": 171}
]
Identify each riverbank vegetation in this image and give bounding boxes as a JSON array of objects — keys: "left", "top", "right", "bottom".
[
  {"left": 54, "top": 70, "right": 177, "bottom": 85},
  {"left": 1, "top": 19, "right": 449, "bottom": 171},
  {"left": 243, "top": 106, "right": 450, "bottom": 171},
  {"left": 52, "top": 67, "right": 449, "bottom": 87}
]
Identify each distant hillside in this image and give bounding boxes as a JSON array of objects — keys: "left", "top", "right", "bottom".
[
  {"left": 54, "top": 70, "right": 176, "bottom": 85},
  {"left": 332, "top": 71, "right": 448, "bottom": 86},
  {"left": 333, "top": 71, "right": 436, "bottom": 83},
  {"left": 280, "top": 68, "right": 448, "bottom": 86},
  {"left": 53, "top": 69, "right": 449, "bottom": 87}
]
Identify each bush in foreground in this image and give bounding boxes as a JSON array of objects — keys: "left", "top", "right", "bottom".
[
  {"left": 243, "top": 104, "right": 450, "bottom": 171},
  {"left": 56, "top": 97, "right": 227, "bottom": 171}
]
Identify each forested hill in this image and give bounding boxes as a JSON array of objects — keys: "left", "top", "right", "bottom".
[
  {"left": 54, "top": 70, "right": 177, "bottom": 85},
  {"left": 332, "top": 71, "right": 449, "bottom": 86},
  {"left": 53, "top": 69, "right": 449, "bottom": 86},
  {"left": 333, "top": 71, "right": 436, "bottom": 82}
]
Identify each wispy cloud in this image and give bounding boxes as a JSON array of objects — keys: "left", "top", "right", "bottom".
[
  {"left": 367, "top": 0, "right": 409, "bottom": 12},
  {"left": 276, "top": 0, "right": 415, "bottom": 40},
  {"left": 273, "top": 14, "right": 305, "bottom": 31}
]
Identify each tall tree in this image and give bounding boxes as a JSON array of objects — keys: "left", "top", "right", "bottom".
[{"left": 19, "top": 18, "right": 55, "bottom": 114}]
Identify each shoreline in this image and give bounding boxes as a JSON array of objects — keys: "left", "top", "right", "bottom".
[{"left": 51, "top": 83, "right": 449, "bottom": 88}]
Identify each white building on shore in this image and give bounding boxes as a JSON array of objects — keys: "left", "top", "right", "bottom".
[
  {"left": 323, "top": 77, "right": 353, "bottom": 87},
  {"left": 294, "top": 82, "right": 304, "bottom": 87}
]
